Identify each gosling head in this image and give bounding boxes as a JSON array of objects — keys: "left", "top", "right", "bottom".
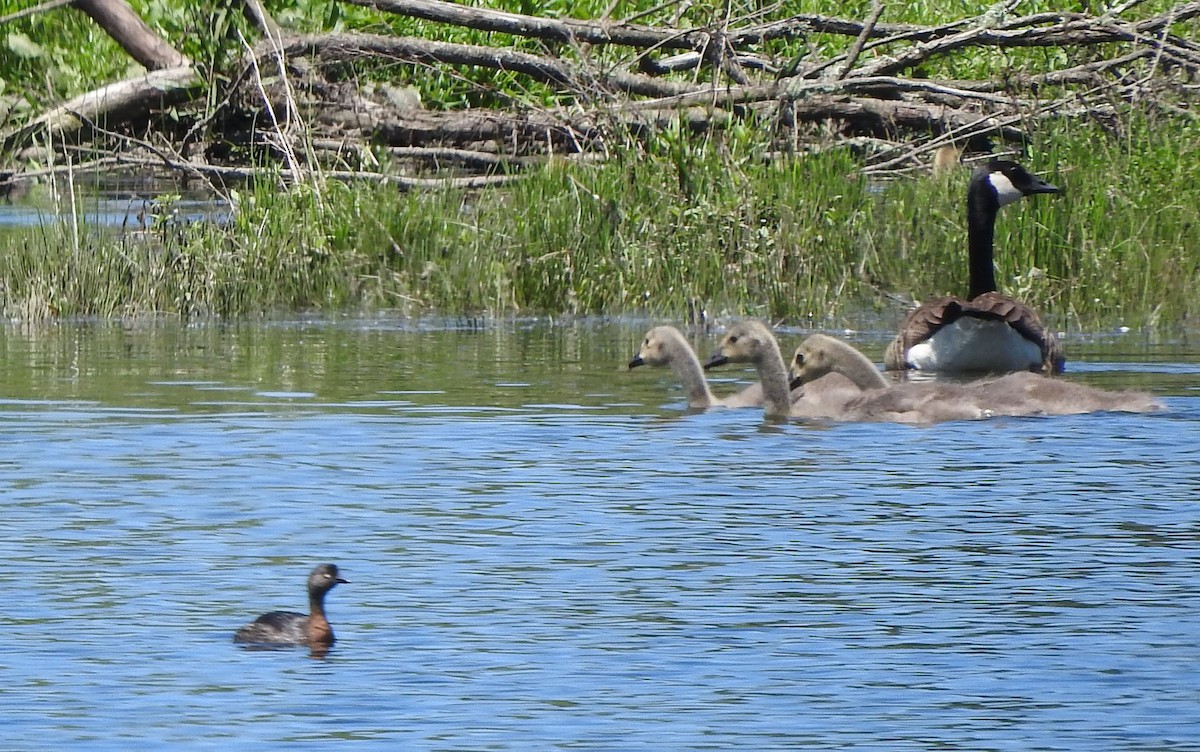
[
  {"left": 703, "top": 320, "right": 775, "bottom": 370},
  {"left": 628, "top": 326, "right": 679, "bottom": 369},
  {"left": 787, "top": 334, "right": 843, "bottom": 389}
]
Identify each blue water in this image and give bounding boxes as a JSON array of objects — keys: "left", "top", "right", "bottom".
[
  {"left": 0, "top": 190, "right": 229, "bottom": 228},
  {"left": 1, "top": 319, "right": 1198, "bottom": 750}
]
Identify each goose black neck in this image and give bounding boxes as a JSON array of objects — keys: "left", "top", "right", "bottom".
[{"left": 966, "top": 179, "right": 1000, "bottom": 300}]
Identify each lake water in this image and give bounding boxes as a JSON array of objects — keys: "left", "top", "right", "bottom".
[{"left": 2, "top": 317, "right": 1199, "bottom": 751}]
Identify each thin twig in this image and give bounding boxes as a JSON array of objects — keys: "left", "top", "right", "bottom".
[
  {"left": 0, "top": 0, "right": 73, "bottom": 27},
  {"left": 112, "top": 157, "right": 523, "bottom": 190},
  {"left": 837, "top": 0, "right": 884, "bottom": 80},
  {"left": 238, "top": 27, "right": 318, "bottom": 202}
]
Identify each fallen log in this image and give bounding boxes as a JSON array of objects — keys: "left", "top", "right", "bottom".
[{"left": 1, "top": 64, "right": 201, "bottom": 151}]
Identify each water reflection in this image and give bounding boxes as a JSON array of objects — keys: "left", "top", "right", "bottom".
[
  {"left": 0, "top": 176, "right": 231, "bottom": 230},
  {"left": 1, "top": 317, "right": 1198, "bottom": 750}
]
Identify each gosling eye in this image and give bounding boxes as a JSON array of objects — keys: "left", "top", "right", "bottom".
[
  {"left": 728, "top": 335, "right": 739, "bottom": 344},
  {"left": 795, "top": 353, "right": 805, "bottom": 366},
  {"left": 643, "top": 337, "right": 650, "bottom": 346}
]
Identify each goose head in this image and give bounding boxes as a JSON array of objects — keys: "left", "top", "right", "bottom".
[
  {"left": 973, "top": 159, "right": 1061, "bottom": 211},
  {"left": 786, "top": 337, "right": 838, "bottom": 389},
  {"left": 702, "top": 321, "right": 777, "bottom": 370},
  {"left": 628, "top": 325, "right": 680, "bottom": 369},
  {"left": 787, "top": 334, "right": 891, "bottom": 392},
  {"left": 787, "top": 335, "right": 840, "bottom": 389},
  {"left": 966, "top": 160, "right": 1061, "bottom": 300}
]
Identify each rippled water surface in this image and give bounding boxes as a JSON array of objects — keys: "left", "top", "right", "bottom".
[{"left": 3, "top": 318, "right": 1199, "bottom": 750}]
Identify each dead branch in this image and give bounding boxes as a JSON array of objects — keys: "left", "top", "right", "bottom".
[
  {"left": 5, "top": 0, "right": 1200, "bottom": 187},
  {"left": 855, "top": 5, "right": 1200, "bottom": 78},
  {"left": 283, "top": 32, "right": 700, "bottom": 98},
  {"left": 71, "top": 0, "right": 190, "bottom": 69},
  {"left": 1, "top": 64, "right": 200, "bottom": 151},
  {"left": 236, "top": 0, "right": 283, "bottom": 46},
  {"left": 343, "top": 0, "right": 709, "bottom": 51},
  {"left": 729, "top": 14, "right": 926, "bottom": 46},
  {"left": 0, "top": 0, "right": 74, "bottom": 26},
  {"left": 837, "top": 0, "right": 884, "bottom": 80}
]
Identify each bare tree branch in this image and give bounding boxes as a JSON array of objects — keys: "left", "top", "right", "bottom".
[
  {"left": 856, "top": 5, "right": 1200, "bottom": 78},
  {"left": 342, "top": 0, "right": 708, "bottom": 51},
  {"left": 837, "top": 0, "right": 884, "bottom": 80},
  {"left": 282, "top": 32, "right": 700, "bottom": 98},
  {"left": 0, "top": 0, "right": 74, "bottom": 26}
]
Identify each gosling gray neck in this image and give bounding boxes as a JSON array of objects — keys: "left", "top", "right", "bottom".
[
  {"left": 754, "top": 336, "right": 793, "bottom": 418},
  {"left": 822, "top": 337, "right": 890, "bottom": 391},
  {"left": 663, "top": 330, "right": 717, "bottom": 408}
]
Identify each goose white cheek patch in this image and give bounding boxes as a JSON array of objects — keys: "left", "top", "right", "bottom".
[{"left": 988, "top": 172, "right": 1024, "bottom": 207}]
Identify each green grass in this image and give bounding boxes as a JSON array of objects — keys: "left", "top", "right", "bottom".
[{"left": 2, "top": 114, "right": 1197, "bottom": 329}]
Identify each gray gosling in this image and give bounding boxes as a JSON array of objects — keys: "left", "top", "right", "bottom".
[
  {"left": 790, "top": 334, "right": 990, "bottom": 423},
  {"left": 795, "top": 333, "right": 1163, "bottom": 422},
  {"left": 703, "top": 321, "right": 864, "bottom": 420},
  {"left": 629, "top": 325, "right": 763, "bottom": 409}
]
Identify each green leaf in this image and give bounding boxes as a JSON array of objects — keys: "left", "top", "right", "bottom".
[{"left": 6, "top": 33, "right": 44, "bottom": 59}]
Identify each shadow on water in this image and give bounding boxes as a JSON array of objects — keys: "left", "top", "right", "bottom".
[{"left": 2, "top": 316, "right": 1199, "bottom": 750}]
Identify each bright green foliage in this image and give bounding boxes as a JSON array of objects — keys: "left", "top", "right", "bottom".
[
  {"left": 1, "top": 3, "right": 122, "bottom": 113},
  {"left": 0, "top": 0, "right": 247, "bottom": 114}
]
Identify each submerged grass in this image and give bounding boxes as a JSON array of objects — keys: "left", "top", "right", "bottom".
[{"left": 2, "top": 115, "right": 1198, "bottom": 330}]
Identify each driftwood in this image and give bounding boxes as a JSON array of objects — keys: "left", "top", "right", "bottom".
[
  {"left": 2, "top": 65, "right": 200, "bottom": 152},
  {"left": 2, "top": 0, "right": 1198, "bottom": 192}
]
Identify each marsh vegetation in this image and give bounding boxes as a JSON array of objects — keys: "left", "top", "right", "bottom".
[{"left": 0, "top": 1, "right": 1197, "bottom": 328}]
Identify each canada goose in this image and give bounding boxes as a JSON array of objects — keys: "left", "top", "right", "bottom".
[
  {"left": 885, "top": 159, "right": 1064, "bottom": 374},
  {"left": 702, "top": 321, "right": 866, "bottom": 420},
  {"left": 794, "top": 333, "right": 1162, "bottom": 422},
  {"left": 628, "top": 325, "right": 763, "bottom": 408}
]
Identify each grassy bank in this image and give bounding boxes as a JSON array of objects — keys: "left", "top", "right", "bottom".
[
  {"left": 2, "top": 115, "right": 1198, "bottom": 330},
  {"left": 3, "top": 1, "right": 1197, "bottom": 330}
]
